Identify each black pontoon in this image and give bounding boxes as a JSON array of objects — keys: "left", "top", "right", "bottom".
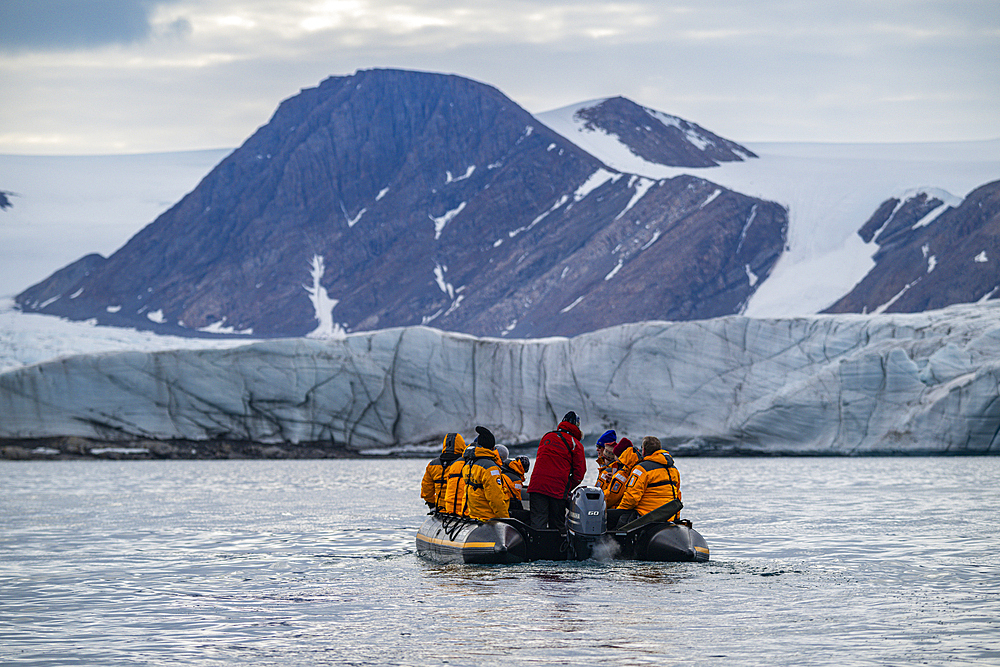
[{"left": 416, "top": 486, "right": 709, "bottom": 564}]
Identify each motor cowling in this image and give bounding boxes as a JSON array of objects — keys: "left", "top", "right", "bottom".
[{"left": 566, "top": 486, "right": 606, "bottom": 559}]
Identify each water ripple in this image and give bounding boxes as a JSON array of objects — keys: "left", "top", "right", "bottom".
[{"left": 2, "top": 457, "right": 999, "bottom": 666}]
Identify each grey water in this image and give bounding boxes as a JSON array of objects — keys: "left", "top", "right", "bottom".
[{"left": 2, "top": 457, "right": 998, "bottom": 667}]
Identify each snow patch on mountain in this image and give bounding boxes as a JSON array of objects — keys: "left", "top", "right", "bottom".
[
  {"left": 197, "top": 319, "right": 253, "bottom": 335},
  {"left": 604, "top": 258, "right": 624, "bottom": 281},
  {"left": 574, "top": 168, "right": 620, "bottom": 201},
  {"left": 424, "top": 262, "right": 464, "bottom": 326},
  {"left": 646, "top": 108, "right": 715, "bottom": 151},
  {"left": 616, "top": 176, "right": 656, "bottom": 220},
  {"left": 304, "top": 255, "right": 345, "bottom": 339},
  {"left": 344, "top": 204, "right": 366, "bottom": 228},
  {"left": 446, "top": 166, "right": 475, "bottom": 183},
  {"left": 560, "top": 295, "right": 585, "bottom": 313},
  {"left": 700, "top": 189, "right": 722, "bottom": 208},
  {"left": 874, "top": 283, "right": 914, "bottom": 314},
  {"left": 640, "top": 231, "right": 662, "bottom": 251},
  {"left": 737, "top": 205, "right": 759, "bottom": 253},
  {"left": 430, "top": 202, "right": 466, "bottom": 240},
  {"left": 433, "top": 263, "right": 452, "bottom": 298},
  {"left": 537, "top": 100, "right": 655, "bottom": 173},
  {"left": 504, "top": 194, "right": 570, "bottom": 243}
]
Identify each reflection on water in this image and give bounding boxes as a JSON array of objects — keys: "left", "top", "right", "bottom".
[{"left": 2, "top": 457, "right": 999, "bottom": 666}]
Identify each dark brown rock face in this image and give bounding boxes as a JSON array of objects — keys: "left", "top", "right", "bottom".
[
  {"left": 16, "top": 69, "right": 786, "bottom": 338},
  {"left": 17, "top": 253, "right": 106, "bottom": 311},
  {"left": 825, "top": 181, "right": 1000, "bottom": 314},
  {"left": 498, "top": 176, "right": 786, "bottom": 336},
  {"left": 573, "top": 97, "right": 757, "bottom": 167}
]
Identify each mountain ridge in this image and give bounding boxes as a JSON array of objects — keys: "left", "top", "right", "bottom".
[
  {"left": 12, "top": 68, "right": 1000, "bottom": 337},
  {"left": 15, "top": 68, "right": 785, "bottom": 338},
  {"left": 538, "top": 96, "right": 756, "bottom": 168},
  {"left": 825, "top": 180, "right": 1000, "bottom": 314}
]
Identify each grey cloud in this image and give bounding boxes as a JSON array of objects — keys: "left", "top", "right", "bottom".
[
  {"left": 0, "top": 0, "right": 179, "bottom": 53},
  {"left": 1, "top": 0, "right": 997, "bottom": 152}
]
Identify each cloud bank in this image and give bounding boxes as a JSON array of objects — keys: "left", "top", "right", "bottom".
[
  {"left": 0, "top": 0, "right": 998, "bottom": 153},
  {"left": 0, "top": 0, "right": 188, "bottom": 52}
]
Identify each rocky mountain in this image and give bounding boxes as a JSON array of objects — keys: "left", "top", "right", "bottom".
[
  {"left": 15, "top": 68, "right": 785, "bottom": 338},
  {"left": 537, "top": 96, "right": 756, "bottom": 168},
  {"left": 17, "top": 253, "right": 105, "bottom": 311},
  {"left": 825, "top": 180, "right": 1000, "bottom": 314}
]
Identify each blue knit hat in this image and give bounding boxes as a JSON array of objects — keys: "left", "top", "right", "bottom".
[{"left": 597, "top": 430, "right": 617, "bottom": 447}]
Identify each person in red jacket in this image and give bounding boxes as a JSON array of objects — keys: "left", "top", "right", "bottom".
[{"left": 527, "top": 411, "right": 586, "bottom": 531}]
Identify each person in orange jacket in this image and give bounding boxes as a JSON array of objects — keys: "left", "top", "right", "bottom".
[
  {"left": 440, "top": 445, "right": 472, "bottom": 515},
  {"left": 420, "top": 433, "right": 466, "bottom": 510},
  {"left": 602, "top": 437, "right": 640, "bottom": 509},
  {"left": 462, "top": 426, "right": 509, "bottom": 521},
  {"left": 617, "top": 436, "right": 681, "bottom": 526},
  {"left": 513, "top": 455, "right": 531, "bottom": 505},
  {"left": 594, "top": 430, "right": 617, "bottom": 490},
  {"left": 496, "top": 445, "right": 527, "bottom": 513}
]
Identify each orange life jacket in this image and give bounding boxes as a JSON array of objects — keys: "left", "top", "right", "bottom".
[
  {"left": 440, "top": 457, "right": 468, "bottom": 515},
  {"left": 500, "top": 461, "right": 526, "bottom": 511},
  {"left": 617, "top": 450, "right": 681, "bottom": 519},
  {"left": 596, "top": 455, "right": 615, "bottom": 490},
  {"left": 421, "top": 433, "right": 466, "bottom": 507},
  {"left": 603, "top": 447, "right": 640, "bottom": 509},
  {"left": 462, "top": 447, "right": 509, "bottom": 521}
]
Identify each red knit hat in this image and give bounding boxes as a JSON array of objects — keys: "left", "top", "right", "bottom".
[{"left": 613, "top": 437, "right": 632, "bottom": 457}]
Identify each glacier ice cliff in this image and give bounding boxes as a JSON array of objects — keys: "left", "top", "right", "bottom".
[{"left": 2, "top": 304, "right": 1000, "bottom": 454}]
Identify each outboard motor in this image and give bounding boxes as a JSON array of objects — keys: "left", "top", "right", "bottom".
[{"left": 566, "top": 486, "right": 606, "bottom": 560}]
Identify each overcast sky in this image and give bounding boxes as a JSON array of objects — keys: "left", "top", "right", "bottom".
[{"left": 1, "top": 0, "right": 998, "bottom": 154}]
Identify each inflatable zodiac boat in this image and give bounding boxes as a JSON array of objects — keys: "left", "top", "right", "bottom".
[{"left": 416, "top": 486, "right": 709, "bottom": 564}]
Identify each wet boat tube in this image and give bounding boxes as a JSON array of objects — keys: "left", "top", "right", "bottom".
[
  {"left": 416, "top": 513, "right": 528, "bottom": 564},
  {"left": 608, "top": 518, "right": 710, "bottom": 562},
  {"left": 415, "top": 486, "right": 710, "bottom": 564}
]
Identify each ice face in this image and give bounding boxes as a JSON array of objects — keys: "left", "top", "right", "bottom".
[{"left": 2, "top": 303, "right": 999, "bottom": 454}]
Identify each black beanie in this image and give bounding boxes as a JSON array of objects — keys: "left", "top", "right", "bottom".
[
  {"left": 474, "top": 425, "right": 496, "bottom": 449},
  {"left": 562, "top": 411, "right": 580, "bottom": 427}
]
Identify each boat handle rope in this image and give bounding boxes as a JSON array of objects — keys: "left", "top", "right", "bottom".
[{"left": 439, "top": 512, "right": 482, "bottom": 541}]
